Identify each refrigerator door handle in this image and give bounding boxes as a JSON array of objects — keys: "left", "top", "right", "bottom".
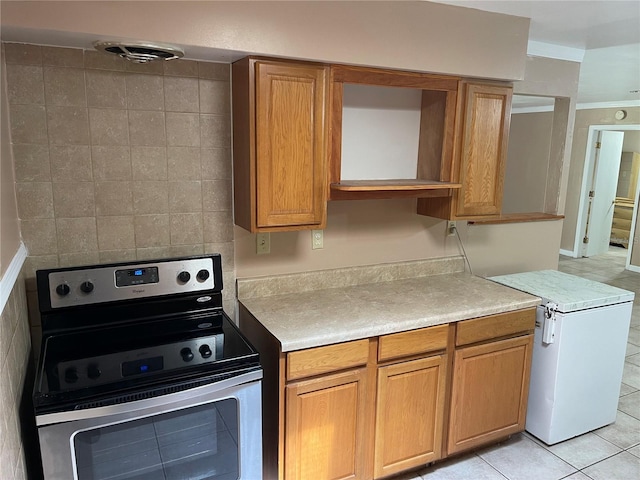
[{"left": 542, "top": 302, "right": 558, "bottom": 344}]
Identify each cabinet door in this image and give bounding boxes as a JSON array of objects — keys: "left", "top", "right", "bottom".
[
  {"left": 374, "top": 355, "right": 447, "bottom": 478},
  {"left": 455, "top": 83, "right": 512, "bottom": 217},
  {"left": 255, "top": 61, "right": 328, "bottom": 229},
  {"left": 447, "top": 334, "right": 533, "bottom": 455},
  {"left": 285, "top": 368, "right": 369, "bottom": 480}
]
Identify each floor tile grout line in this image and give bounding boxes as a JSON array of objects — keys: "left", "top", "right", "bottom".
[
  {"left": 574, "top": 448, "right": 638, "bottom": 477},
  {"left": 521, "top": 437, "right": 583, "bottom": 476},
  {"left": 471, "top": 452, "right": 511, "bottom": 480},
  {"left": 478, "top": 434, "right": 579, "bottom": 480}
]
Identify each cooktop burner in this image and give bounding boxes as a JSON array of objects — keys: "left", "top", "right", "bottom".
[{"left": 33, "top": 255, "right": 260, "bottom": 416}]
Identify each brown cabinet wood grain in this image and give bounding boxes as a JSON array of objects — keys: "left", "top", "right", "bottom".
[
  {"left": 378, "top": 324, "right": 448, "bottom": 362},
  {"left": 239, "top": 303, "right": 536, "bottom": 480},
  {"left": 287, "top": 339, "right": 369, "bottom": 381},
  {"left": 417, "top": 82, "right": 512, "bottom": 220},
  {"left": 374, "top": 355, "right": 447, "bottom": 478},
  {"left": 456, "top": 308, "right": 535, "bottom": 346},
  {"left": 232, "top": 57, "right": 329, "bottom": 232},
  {"left": 447, "top": 334, "right": 533, "bottom": 455},
  {"left": 285, "top": 368, "right": 369, "bottom": 480}
]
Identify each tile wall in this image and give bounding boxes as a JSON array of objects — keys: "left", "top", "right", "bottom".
[
  {"left": 0, "top": 274, "right": 31, "bottom": 480},
  {"left": 2, "top": 42, "right": 237, "bottom": 479},
  {"left": 3, "top": 43, "right": 236, "bottom": 315}
]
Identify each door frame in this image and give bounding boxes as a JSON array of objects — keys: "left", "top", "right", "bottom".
[
  {"left": 584, "top": 130, "right": 624, "bottom": 257},
  {"left": 627, "top": 179, "right": 640, "bottom": 273},
  {"left": 570, "top": 124, "right": 640, "bottom": 261}
]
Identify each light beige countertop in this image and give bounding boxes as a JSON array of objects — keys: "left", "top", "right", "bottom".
[{"left": 237, "top": 256, "right": 541, "bottom": 352}]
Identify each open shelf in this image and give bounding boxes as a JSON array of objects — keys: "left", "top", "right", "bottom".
[
  {"left": 467, "top": 212, "right": 564, "bottom": 225},
  {"left": 328, "top": 65, "right": 460, "bottom": 203},
  {"left": 330, "top": 180, "right": 461, "bottom": 200}
]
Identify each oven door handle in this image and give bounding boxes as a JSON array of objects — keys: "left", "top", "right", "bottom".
[{"left": 37, "top": 368, "right": 262, "bottom": 426}]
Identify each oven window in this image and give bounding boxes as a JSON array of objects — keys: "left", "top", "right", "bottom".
[{"left": 73, "top": 398, "right": 239, "bottom": 480}]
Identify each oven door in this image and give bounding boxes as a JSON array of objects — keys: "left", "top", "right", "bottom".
[{"left": 37, "top": 370, "right": 262, "bottom": 480}]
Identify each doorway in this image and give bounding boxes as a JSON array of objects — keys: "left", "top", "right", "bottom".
[{"left": 573, "top": 124, "right": 640, "bottom": 269}]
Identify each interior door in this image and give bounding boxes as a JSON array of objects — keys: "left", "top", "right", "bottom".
[{"left": 583, "top": 130, "right": 624, "bottom": 257}]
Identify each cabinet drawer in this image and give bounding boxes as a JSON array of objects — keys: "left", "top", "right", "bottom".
[
  {"left": 287, "top": 339, "right": 370, "bottom": 381},
  {"left": 378, "top": 324, "right": 448, "bottom": 362},
  {"left": 456, "top": 308, "right": 535, "bottom": 346}
]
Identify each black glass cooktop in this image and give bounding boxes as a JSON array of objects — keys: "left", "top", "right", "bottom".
[{"left": 34, "top": 311, "right": 259, "bottom": 414}]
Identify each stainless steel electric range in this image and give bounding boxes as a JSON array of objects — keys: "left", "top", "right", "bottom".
[{"left": 33, "top": 254, "right": 262, "bottom": 480}]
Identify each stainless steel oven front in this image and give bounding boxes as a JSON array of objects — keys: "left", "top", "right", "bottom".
[
  {"left": 33, "top": 255, "right": 262, "bottom": 480},
  {"left": 37, "top": 370, "right": 262, "bottom": 480}
]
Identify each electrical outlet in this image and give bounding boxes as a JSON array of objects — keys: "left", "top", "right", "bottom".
[
  {"left": 447, "top": 221, "right": 456, "bottom": 237},
  {"left": 312, "top": 229, "right": 324, "bottom": 249},
  {"left": 256, "top": 233, "right": 270, "bottom": 254}
]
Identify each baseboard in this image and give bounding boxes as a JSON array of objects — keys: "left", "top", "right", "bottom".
[
  {"left": 626, "top": 264, "right": 640, "bottom": 274},
  {"left": 559, "top": 248, "right": 576, "bottom": 258}
]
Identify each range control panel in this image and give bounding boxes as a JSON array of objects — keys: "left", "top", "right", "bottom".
[
  {"left": 47, "top": 257, "right": 215, "bottom": 309},
  {"left": 56, "top": 333, "right": 224, "bottom": 390}
]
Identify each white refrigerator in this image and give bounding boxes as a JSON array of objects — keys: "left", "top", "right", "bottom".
[{"left": 490, "top": 270, "right": 634, "bottom": 445}]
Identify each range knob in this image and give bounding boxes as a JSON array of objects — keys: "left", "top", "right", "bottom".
[
  {"left": 196, "top": 269, "right": 210, "bottom": 282},
  {"left": 177, "top": 271, "right": 191, "bottom": 283},
  {"left": 80, "top": 281, "right": 94, "bottom": 294},
  {"left": 56, "top": 284, "right": 70, "bottom": 296},
  {"left": 64, "top": 367, "right": 79, "bottom": 384},
  {"left": 87, "top": 364, "right": 101, "bottom": 380},
  {"left": 180, "top": 347, "right": 194, "bottom": 362},
  {"left": 199, "top": 344, "right": 212, "bottom": 359}
]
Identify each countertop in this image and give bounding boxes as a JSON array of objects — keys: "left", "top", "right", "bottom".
[
  {"left": 489, "top": 269, "right": 635, "bottom": 313},
  {"left": 238, "top": 258, "right": 540, "bottom": 352}
]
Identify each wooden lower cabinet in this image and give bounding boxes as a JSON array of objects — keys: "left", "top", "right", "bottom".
[
  {"left": 374, "top": 355, "right": 447, "bottom": 478},
  {"left": 447, "top": 334, "right": 534, "bottom": 455},
  {"left": 285, "top": 368, "right": 369, "bottom": 480},
  {"left": 239, "top": 305, "right": 535, "bottom": 480}
]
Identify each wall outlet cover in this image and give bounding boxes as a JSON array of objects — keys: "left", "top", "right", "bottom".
[
  {"left": 256, "top": 233, "right": 270, "bottom": 254},
  {"left": 312, "top": 230, "right": 324, "bottom": 249}
]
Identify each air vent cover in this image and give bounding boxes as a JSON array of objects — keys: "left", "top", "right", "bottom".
[{"left": 94, "top": 40, "right": 184, "bottom": 63}]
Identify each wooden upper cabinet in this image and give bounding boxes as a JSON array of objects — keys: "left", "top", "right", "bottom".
[
  {"left": 455, "top": 83, "right": 512, "bottom": 217},
  {"left": 232, "top": 58, "right": 329, "bottom": 232},
  {"left": 417, "top": 81, "right": 512, "bottom": 220}
]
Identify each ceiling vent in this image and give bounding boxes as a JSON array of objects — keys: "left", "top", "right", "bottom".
[{"left": 94, "top": 41, "right": 184, "bottom": 63}]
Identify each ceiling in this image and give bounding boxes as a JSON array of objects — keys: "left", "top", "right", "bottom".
[
  {"left": 1, "top": 1, "right": 637, "bottom": 109},
  {"left": 430, "top": 0, "right": 640, "bottom": 109}
]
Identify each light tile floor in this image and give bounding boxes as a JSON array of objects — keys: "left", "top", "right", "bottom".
[{"left": 392, "top": 247, "right": 640, "bottom": 480}]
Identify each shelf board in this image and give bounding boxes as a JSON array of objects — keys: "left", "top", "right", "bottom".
[
  {"left": 329, "top": 180, "right": 461, "bottom": 200},
  {"left": 467, "top": 212, "right": 565, "bottom": 225}
]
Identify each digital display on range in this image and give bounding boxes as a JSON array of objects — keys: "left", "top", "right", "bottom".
[
  {"left": 115, "top": 266, "right": 159, "bottom": 287},
  {"left": 122, "top": 356, "right": 163, "bottom": 377}
]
